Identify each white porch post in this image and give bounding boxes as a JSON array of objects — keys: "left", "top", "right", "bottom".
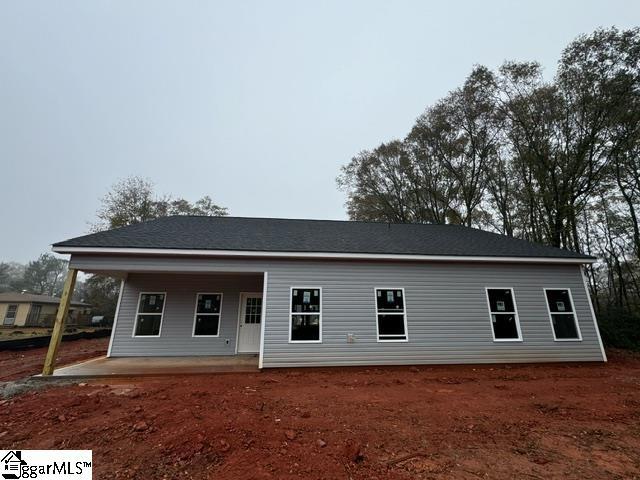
[
  {"left": 106, "top": 278, "right": 126, "bottom": 357},
  {"left": 258, "top": 272, "right": 268, "bottom": 369}
]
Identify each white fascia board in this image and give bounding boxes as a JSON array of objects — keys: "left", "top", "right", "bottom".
[{"left": 51, "top": 246, "right": 595, "bottom": 264}]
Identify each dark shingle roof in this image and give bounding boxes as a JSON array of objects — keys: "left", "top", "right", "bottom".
[{"left": 53, "top": 216, "right": 592, "bottom": 260}]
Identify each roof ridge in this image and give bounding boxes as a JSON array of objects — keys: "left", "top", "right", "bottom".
[{"left": 165, "top": 215, "right": 459, "bottom": 227}]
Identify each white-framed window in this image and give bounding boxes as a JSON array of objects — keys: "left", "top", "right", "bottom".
[
  {"left": 192, "top": 293, "right": 223, "bottom": 337},
  {"left": 289, "top": 287, "right": 321, "bottom": 343},
  {"left": 132, "top": 292, "right": 166, "bottom": 337},
  {"left": 243, "top": 296, "right": 262, "bottom": 325},
  {"left": 544, "top": 288, "right": 582, "bottom": 341},
  {"left": 374, "top": 288, "right": 408, "bottom": 342},
  {"left": 485, "top": 288, "right": 522, "bottom": 341},
  {"left": 3, "top": 304, "right": 18, "bottom": 326}
]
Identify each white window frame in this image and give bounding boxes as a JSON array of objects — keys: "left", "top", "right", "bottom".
[
  {"left": 132, "top": 292, "right": 167, "bottom": 338},
  {"left": 543, "top": 288, "right": 582, "bottom": 342},
  {"left": 192, "top": 292, "right": 223, "bottom": 338},
  {"left": 374, "top": 287, "right": 409, "bottom": 343},
  {"left": 485, "top": 287, "right": 523, "bottom": 342},
  {"left": 288, "top": 286, "right": 322, "bottom": 344},
  {"left": 4, "top": 304, "right": 18, "bottom": 325}
]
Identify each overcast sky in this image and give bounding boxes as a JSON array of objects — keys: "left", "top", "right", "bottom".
[{"left": 1, "top": 0, "right": 638, "bottom": 263}]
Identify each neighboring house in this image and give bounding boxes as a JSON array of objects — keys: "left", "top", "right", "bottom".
[
  {"left": 0, "top": 292, "right": 91, "bottom": 327},
  {"left": 51, "top": 216, "right": 606, "bottom": 368}
]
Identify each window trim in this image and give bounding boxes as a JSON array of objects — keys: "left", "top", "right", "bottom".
[
  {"left": 288, "top": 286, "right": 322, "bottom": 344},
  {"left": 543, "top": 288, "right": 582, "bottom": 342},
  {"left": 132, "top": 292, "right": 167, "bottom": 338},
  {"left": 485, "top": 287, "right": 523, "bottom": 342},
  {"left": 4, "top": 304, "right": 18, "bottom": 325},
  {"left": 192, "top": 292, "right": 223, "bottom": 338},
  {"left": 374, "top": 287, "right": 409, "bottom": 343}
]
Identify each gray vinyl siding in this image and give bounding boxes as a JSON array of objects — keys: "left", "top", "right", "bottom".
[
  {"left": 109, "top": 273, "right": 262, "bottom": 356},
  {"left": 261, "top": 262, "right": 604, "bottom": 367},
  {"left": 70, "top": 255, "right": 605, "bottom": 366}
]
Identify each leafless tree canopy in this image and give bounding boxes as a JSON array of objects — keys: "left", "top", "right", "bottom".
[
  {"left": 338, "top": 28, "right": 640, "bottom": 342},
  {"left": 93, "top": 176, "right": 228, "bottom": 231}
]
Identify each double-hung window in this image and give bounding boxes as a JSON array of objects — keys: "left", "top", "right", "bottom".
[
  {"left": 289, "top": 287, "right": 321, "bottom": 342},
  {"left": 375, "top": 288, "right": 408, "bottom": 341},
  {"left": 193, "top": 293, "right": 223, "bottom": 337},
  {"left": 133, "top": 293, "right": 166, "bottom": 337},
  {"left": 3, "top": 304, "right": 17, "bottom": 326},
  {"left": 544, "top": 289, "right": 581, "bottom": 341},
  {"left": 486, "top": 288, "right": 522, "bottom": 341}
]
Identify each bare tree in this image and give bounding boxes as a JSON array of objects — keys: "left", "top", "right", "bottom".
[
  {"left": 19, "top": 254, "right": 68, "bottom": 296},
  {"left": 93, "top": 176, "right": 228, "bottom": 231},
  {"left": 337, "top": 27, "right": 640, "bottom": 347},
  {"left": 337, "top": 141, "right": 417, "bottom": 222}
]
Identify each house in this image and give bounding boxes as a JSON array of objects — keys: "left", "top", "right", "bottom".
[
  {"left": 2, "top": 450, "right": 26, "bottom": 476},
  {"left": 0, "top": 292, "right": 91, "bottom": 327},
  {"left": 49, "top": 216, "right": 606, "bottom": 370}
]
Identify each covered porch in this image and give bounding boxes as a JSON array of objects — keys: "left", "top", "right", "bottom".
[
  {"left": 46, "top": 354, "right": 259, "bottom": 377},
  {"left": 42, "top": 264, "right": 267, "bottom": 376}
]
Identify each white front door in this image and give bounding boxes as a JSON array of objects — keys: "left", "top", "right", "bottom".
[{"left": 237, "top": 293, "right": 262, "bottom": 353}]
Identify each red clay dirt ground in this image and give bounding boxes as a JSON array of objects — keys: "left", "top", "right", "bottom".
[
  {"left": 1, "top": 345, "right": 639, "bottom": 479},
  {"left": 0, "top": 337, "right": 109, "bottom": 381}
]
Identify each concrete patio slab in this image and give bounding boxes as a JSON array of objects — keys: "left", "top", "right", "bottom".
[{"left": 41, "top": 355, "right": 260, "bottom": 378}]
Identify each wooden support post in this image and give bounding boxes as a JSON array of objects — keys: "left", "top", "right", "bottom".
[{"left": 42, "top": 268, "right": 78, "bottom": 376}]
